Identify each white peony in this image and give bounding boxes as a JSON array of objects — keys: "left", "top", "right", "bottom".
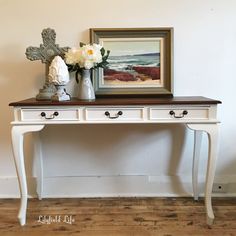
[
  {"left": 64, "top": 43, "right": 109, "bottom": 72},
  {"left": 80, "top": 44, "right": 102, "bottom": 64},
  {"left": 65, "top": 48, "right": 79, "bottom": 65},
  {"left": 92, "top": 44, "right": 103, "bottom": 63}
]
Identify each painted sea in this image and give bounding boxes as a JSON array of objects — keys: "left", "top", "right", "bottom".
[
  {"left": 104, "top": 53, "right": 161, "bottom": 85},
  {"left": 107, "top": 53, "right": 160, "bottom": 70}
]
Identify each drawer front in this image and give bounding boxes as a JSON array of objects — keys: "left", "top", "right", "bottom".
[
  {"left": 150, "top": 107, "right": 210, "bottom": 120},
  {"left": 21, "top": 109, "right": 79, "bottom": 121},
  {"left": 85, "top": 107, "right": 144, "bottom": 121}
]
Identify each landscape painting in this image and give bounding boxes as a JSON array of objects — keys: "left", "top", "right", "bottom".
[
  {"left": 90, "top": 28, "right": 173, "bottom": 97},
  {"left": 100, "top": 38, "right": 163, "bottom": 88}
]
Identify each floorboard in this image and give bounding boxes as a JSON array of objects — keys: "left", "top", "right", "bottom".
[{"left": 0, "top": 197, "right": 235, "bottom": 236}]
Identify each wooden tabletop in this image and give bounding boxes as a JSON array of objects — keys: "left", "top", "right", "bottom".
[{"left": 9, "top": 97, "right": 221, "bottom": 107}]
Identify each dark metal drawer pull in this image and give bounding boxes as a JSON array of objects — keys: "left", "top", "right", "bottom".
[
  {"left": 169, "top": 110, "right": 188, "bottom": 118},
  {"left": 105, "top": 111, "right": 123, "bottom": 119},
  {"left": 40, "top": 111, "right": 59, "bottom": 120}
]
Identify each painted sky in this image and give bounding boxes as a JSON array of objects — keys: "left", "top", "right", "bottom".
[{"left": 101, "top": 38, "right": 161, "bottom": 56}]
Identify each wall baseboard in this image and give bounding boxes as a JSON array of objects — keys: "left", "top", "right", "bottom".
[{"left": 0, "top": 175, "right": 236, "bottom": 198}]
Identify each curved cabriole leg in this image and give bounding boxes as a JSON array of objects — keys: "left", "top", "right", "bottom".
[
  {"left": 192, "top": 130, "right": 203, "bottom": 201},
  {"left": 187, "top": 123, "right": 219, "bottom": 226},
  {"left": 33, "top": 132, "right": 43, "bottom": 200},
  {"left": 11, "top": 125, "right": 45, "bottom": 226}
]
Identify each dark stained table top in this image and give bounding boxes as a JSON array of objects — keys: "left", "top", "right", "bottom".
[{"left": 9, "top": 97, "right": 221, "bottom": 107}]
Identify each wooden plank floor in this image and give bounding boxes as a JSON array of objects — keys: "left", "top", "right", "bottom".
[{"left": 0, "top": 197, "right": 236, "bottom": 236}]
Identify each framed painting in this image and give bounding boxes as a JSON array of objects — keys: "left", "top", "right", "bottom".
[{"left": 90, "top": 28, "right": 173, "bottom": 97}]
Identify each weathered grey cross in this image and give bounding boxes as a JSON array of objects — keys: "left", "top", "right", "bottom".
[{"left": 26, "top": 28, "right": 70, "bottom": 100}]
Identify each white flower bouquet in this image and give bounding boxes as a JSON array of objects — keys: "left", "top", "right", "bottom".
[{"left": 64, "top": 43, "right": 110, "bottom": 82}]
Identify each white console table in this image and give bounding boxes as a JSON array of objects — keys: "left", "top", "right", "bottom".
[{"left": 9, "top": 96, "right": 221, "bottom": 226}]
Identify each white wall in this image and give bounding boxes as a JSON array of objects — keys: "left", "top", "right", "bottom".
[{"left": 0, "top": 0, "right": 236, "bottom": 197}]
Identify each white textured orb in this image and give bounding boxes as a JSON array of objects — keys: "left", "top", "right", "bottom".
[{"left": 48, "top": 56, "right": 70, "bottom": 85}]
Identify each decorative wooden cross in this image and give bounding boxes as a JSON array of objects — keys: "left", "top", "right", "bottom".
[{"left": 25, "top": 28, "right": 70, "bottom": 100}]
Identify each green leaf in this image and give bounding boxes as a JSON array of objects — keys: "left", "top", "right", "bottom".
[
  {"left": 80, "top": 42, "right": 85, "bottom": 47},
  {"left": 102, "top": 50, "right": 110, "bottom": 62},
  {"left": 100, "top": 47, "right": 105, "bottom": 56},
  {"left": 75, "top": 70, "right": 79, "bottom": 83},
  {"left": 103, "top": 54, "right": 109, "bottom": 62}
]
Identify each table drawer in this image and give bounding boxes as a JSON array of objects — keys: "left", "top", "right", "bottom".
[
  {"left": 21, "top": 108, "right": 79, "bottom": 121},
  {"left": 85, "top": 107, "right": 144, "bottom": 121},
  {"left": 150, "top": 106, "right": 210, "bottom": 120}
]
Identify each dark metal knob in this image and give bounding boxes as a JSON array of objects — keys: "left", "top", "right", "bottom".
[
  {"left": 104, "top": 111, "right": 110, "bottom": 116},
  {"left": 40, "top": 112, "right": 46, "bottom": 117}
]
